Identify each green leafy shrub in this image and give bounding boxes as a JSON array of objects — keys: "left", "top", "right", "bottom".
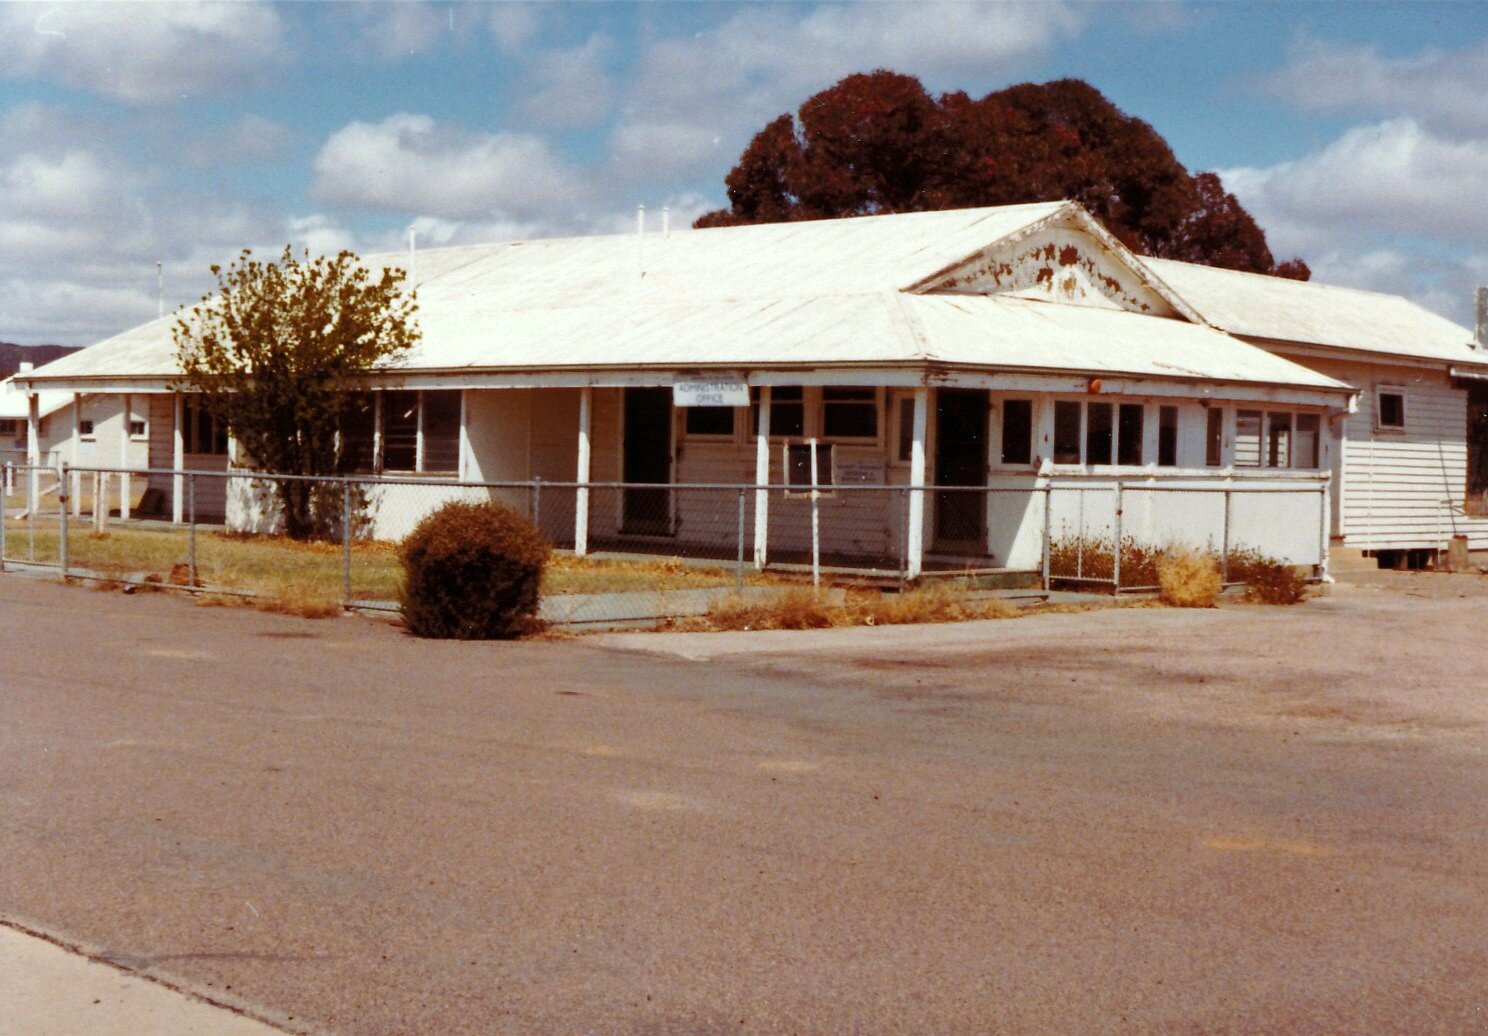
[
  {"left": 1157, "top": 549, "right": 1222, "bottom": 608},
  {"left": 1228, "top": 547, "right": 1308, "bottom": 605},
  {"left": 399, "top": 501, "right": 549, "bottom": 638}
]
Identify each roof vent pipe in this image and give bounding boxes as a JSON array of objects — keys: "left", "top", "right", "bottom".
[{"left": 1477, "top": 286, "right": 1488, "bottom": 349}]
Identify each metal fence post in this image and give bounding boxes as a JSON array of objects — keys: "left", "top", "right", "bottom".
[
  {"left": 1319, "top": 483, "right": 1330, "bottom": 581},
  {"left": 532, "top": 477, "right": 542, "bottom": 532},
  {"left": 58, "top": 463, "right": 69, "bottom": 577},
  {"left": 735, "top": 488, "right": 746, "bottom": 590},
  {"left": 898, "top": 487, "right": 909, "bottom": 591},
  {"left": 187, "top": 473, "right": 197, "bottom": 587},
  {"left": 1221, "top": 487, "right": 1232, "bottom": 584},
  {"left": 1112, "top": 482, "right": 1123, "bottom": 591},
  {"left": 343, "top": 478, "right": 353, "bottom": 608},
  {"left": 1042, "top": 483, "right": 1052, "bottom": 590}
]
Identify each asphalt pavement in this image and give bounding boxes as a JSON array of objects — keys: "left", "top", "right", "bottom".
[{"left": 4, "top": 573, "right": 1488, "bottom": 1033}]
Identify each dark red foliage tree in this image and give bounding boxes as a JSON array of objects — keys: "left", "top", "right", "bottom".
[{"left": 697, "top": 72, "right": 1308, "bottom": 280}]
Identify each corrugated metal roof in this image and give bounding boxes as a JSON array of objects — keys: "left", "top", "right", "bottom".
[
  {"left": 1145, "top": 257, "right": 1478, "bottom": 363},
  {"left": 903, "top": 296, "right": 1348, "bottom": 389},
  {"left": 15, "top": 202, "right": 1344, "bottom": 397},
  {"left": 0, "top": 374, "right": 70, "bottom": 420}
]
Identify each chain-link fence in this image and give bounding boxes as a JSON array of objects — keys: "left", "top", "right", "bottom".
[{"left": 1, "top": 464, "right": 1332, "bottom": 625}]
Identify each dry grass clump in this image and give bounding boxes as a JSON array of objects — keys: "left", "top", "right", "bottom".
[
  {"left": 1157, "top": 549, "right": 1222, "bottom": 608},
  {"left": 256, "top": 586, "right": 344, "bottom": 619},
  {"left": 707, "top": 587, "right": 837, "bottom": 631},
  {"left": 1229, "top": 547, "right": 1309, "bottom": 605},
  {"left": 703, "top": 583, "right": 1020, "bottom": 632}
]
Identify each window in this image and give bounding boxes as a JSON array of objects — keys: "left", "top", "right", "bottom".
[
  {"left": 1158, "top": 406, "right": 1178, "bottom": 467},
  {"left": 129, "top": 417, "right": 147, "bottom": 439},
  {"left": 0, "top": 418, "right": 17, "bottom": 437},
  {"left": 1053, "top": 401, "right": 1082, "bottom": 464},
  {"left": 896, "top": 396, "right": 916, "bottom": 462},
  {"left": 785, "top": 441, "right": 833, "bottom": 489},
  {"left": 383, "top": 390, "right": 419, "bottom": 471},
  {"left": 78, "top": 419, "right": 95, "bottom": 440},
  {"left": 1294, "top": 414, "right": 1320, "bottom": 469},
  {"left": 1235, "top": 409, "right": 1262, "bottom": 467},
  {"left": 1117, "top": 404, "right": 1144, "bottom": 466},
  {"left": 1205, "top": 408, "right": 1224, "bottom": 467},
  {"left": 341, "top": 393, "right": 376, "bottom": 472},
  {"left": 751, "top": 386, "right": 804, "bottom": 438},
  {"left": 822, "top": 387, "right": 878, "bottom": 439},
  {"left": 1085, "top": 402, "right": 1114, "bottom": 466},
  {"left": 1377, "top": 388, "right": 1406, "bottom": 430},
  {"left": 685, "top": 406, "right": 735, "bottom": 437},
  {"left": 1000, "top": 399, "right": 1032, "bottom": 465},
  {"left": 183, "top": 396, "right": 228, "bottom": 455},
  {"left": 1266, "top": 411, "right": 1292, "bottom": 467},
  {"left": 421, "top": 391, "right": 461, "bottom": 473}
]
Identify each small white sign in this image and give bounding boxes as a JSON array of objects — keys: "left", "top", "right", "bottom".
[
  {"left": 836, "top": 459, "right": 884, "bottom": 485},
  {"left": 673, "top": 378, "right": 749, "bottom": 408}
]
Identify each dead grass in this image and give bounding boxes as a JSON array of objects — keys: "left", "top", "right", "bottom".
[
  {"left": 701, "top": 584, "right": 1021, "bottom": 632},
  {"left": 1158, "top": 549, "right": 1222, "bottom": 608},
  {"left": 3, "top": 520, "right": 759, "bottom": 603}
]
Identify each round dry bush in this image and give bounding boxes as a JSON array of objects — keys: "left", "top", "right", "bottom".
[
  {"left": 398, "top": 501, "right": 549, "bottom": 639},
  {"left": 1158, "top": 549, "right": 1222, "bottom": 608}
]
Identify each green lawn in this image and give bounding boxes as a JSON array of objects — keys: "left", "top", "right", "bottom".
[{"left": 1, "top": 518, "right": 759, "bottom": 604}]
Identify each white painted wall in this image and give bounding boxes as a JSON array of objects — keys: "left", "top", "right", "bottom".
[{"left": 1286, "top": 355, "right": 1488, "bottom": 551}]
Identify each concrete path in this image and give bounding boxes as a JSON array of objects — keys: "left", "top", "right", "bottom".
[{"left": 0, "top": 923, "right": 284, "bottom": 1035}]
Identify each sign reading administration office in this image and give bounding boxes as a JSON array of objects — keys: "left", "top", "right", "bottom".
[{"left": 672, "top": 378, "right": 750, "bottom": 408}]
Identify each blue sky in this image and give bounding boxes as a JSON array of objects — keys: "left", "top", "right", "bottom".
[{"left": 2, "top": 1, "right": 1486, "bottom": 345}]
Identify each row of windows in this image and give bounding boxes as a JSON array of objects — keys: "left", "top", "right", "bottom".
[
  {"left": 340, "top": 390, "right": 461, "bottom": 474},
  {"left": 687, "top": 390, "right": 1326, "bottom": 470}
]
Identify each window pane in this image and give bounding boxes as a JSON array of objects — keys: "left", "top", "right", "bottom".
[
  {"left": 685, "top": 406, "right": 735, "bottom": 436},
  {"left": 1001, "top": 399, "right": 1032, "bottom": 464},
  {"left": 79, "top": 419, "right": 95, "bottom": 438},
  {"left": 822, "top": 386, "right": 878, "bottom": 438},
  {"left": 1378, "top": 391, "right": 1405, "bottom": 428},
  {"left": 1117, "top": 403, "right": 1143, "bottom": 466},
  {"left": 897, "top": 397, "right": 915, "bottom": 461},
  {"left": 1235, "top": 409, "right": 1262, "bottom": 467},
  {"left": 1086, "top": 402, "right": 1113, "bottom": 466},
  {"left": 752, "top": 386, "right": 804, "bottom": 438},
  {"left": 422, "top": 391, "right": 461, "bottom": 473},
  {"left": 1054, "top": 401, "right": 1082, "bottom": 464},
  {"left": 1158, "top": 406, "right": 1178, "bottom": 467},
  {"left": 786, "top": 442, "right": 833, "bottom": 487},
  {"left": 1206, "top": 408, "right": 1223, "bottom": 466},
  {"left": 1295, "top": 413, "right": 1320, "bottom": 468},
  {"left": 1266, "top": 411, "right": 1292, "bottom": 468},
  {"left": 340, "top": 393, "right": 376, "bottom": 473},
  {"left": 383, "top": 390, "right": 418, "bottom": 470}
]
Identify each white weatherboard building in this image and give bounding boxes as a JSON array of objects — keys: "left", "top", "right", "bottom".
[{"left": 16, "top": 200, "right": 1482, "bottom": 574}]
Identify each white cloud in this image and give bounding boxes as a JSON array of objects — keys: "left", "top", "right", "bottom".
[
  {"left": 184, "top": 114, "right": 295, "bottom": 169},
  {"left": 611, "top": 2, "right": 1083, "bottom": 183},
  {"left": 488, "top": 4, "right": 541, "bottom": 54},
  {"left": 512, "top": 34, "right": 616, "bottom": 129},
  {"left": 1266, "top": 36, "right": 1488, "bottom": 139},
  {"left": 1223, "top": 118, "right": 1488, "bottom": 249},
  {"left": 0, "top": 3, "right": 286, "bottom": 104},
  {"left": 1221, "top": 119, "right": 1488, "bottom": 327},
  {"left": 350, "top": 3, "right": 447, "bottom": 60},
  {"left": 311, "top": 112, "right": 592, "bottom": 221}
]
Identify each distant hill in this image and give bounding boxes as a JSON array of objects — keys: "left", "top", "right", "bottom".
[{"left": 0, "top": 343, "right": 81, "bottom": 377}]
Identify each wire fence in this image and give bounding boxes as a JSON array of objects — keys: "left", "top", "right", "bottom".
[{"left": 1, "top": 463, "right": 1332, "bottom": 626}]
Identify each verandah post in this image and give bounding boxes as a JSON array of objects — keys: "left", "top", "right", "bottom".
[
  {"left": 906, "top": 386, "right": 928, "bottom": 581},
  {"left": 753, "top": 386, "right": 771, "bottom": 569},
  {"left": 171, "top": 392, "right": 185, "bottom": 524},
  {"left": 575, "top": 386, "right": 592, "bottom": 556}
]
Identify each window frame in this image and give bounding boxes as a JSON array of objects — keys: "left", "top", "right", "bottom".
[
  {"left": 1049, "top": 398, "right": 1148, "bottom": 469},
  {"left": 1375, "top": 386, "right": 1407, "bottom": 433},
  {"left": 682, "top": 405, "right": 739, "bottom": 440},
  {"left": 820, "top": 386, "right": 881, "bottom": 442},
  {"left": 78, "top": 418, "right": 96, "bottom": 441}
]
